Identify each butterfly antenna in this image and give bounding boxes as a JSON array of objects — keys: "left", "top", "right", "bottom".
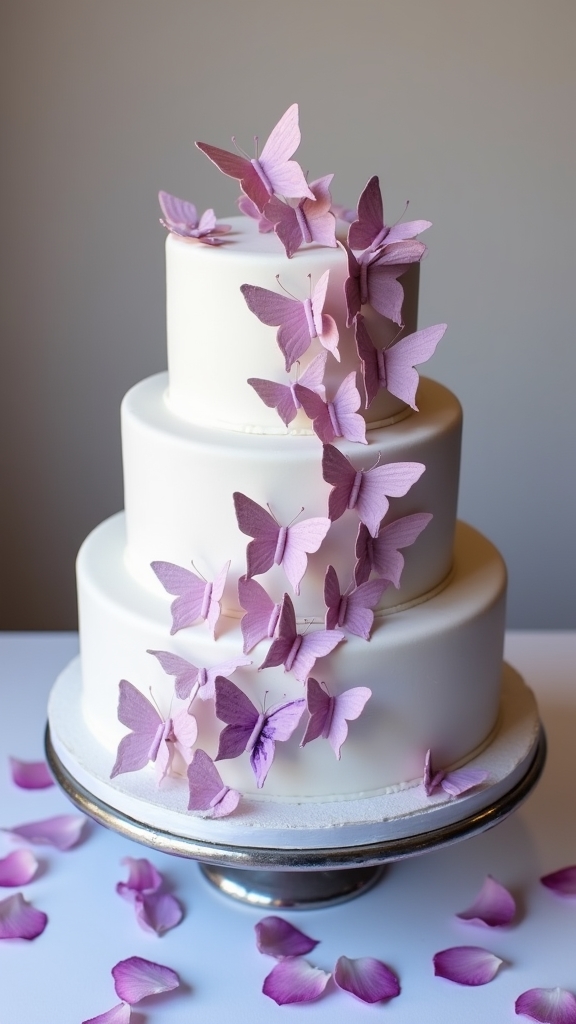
[
  {"left": 190, "top": 559, "right": 207, "bottom": 582},
  {"left": 265, "top": 503, "right": 280, "bottom": 526},
  {"left": 254, "top": 134, "right": 259, "bottom": 159},
  {"left": 275, "top": 274, "right": 297, "bottom": 301},
  {"left": 287, "top": 506, "right": 305, "bottom": 528},
  {"left": 148, "top": 688, "right": 164, "bottom": 718},
  {"left": 231, "top": 135, "right": 251, "bottom": 160},
  {"left": 391, "top": 199, "right": 410, "bottom": 228},
  {"left": 385, "top": 324, "right": 405, "bottom": 352}
]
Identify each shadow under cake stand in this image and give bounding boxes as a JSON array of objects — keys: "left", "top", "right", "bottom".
[{"left": 46, "top": 659, "right": 546, "bottom": 909}]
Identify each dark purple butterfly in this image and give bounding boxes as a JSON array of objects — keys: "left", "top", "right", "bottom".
[
  {"left": 423, "top": 749, "right": 488, "bottom": 798},
  {"left": 323, "top": 565, "right": 386, "bottom": 640},
  {"left": 266, "top": 175, "right": 337, "bottom": 258},
  {"left": 355, "top": 313, "right": 447, "bottom": 410},
  {"left": 238, "top": 576, "right": 282, "bottom": 655},
  {"left": 300, "top": 678, "right": 372, "bottom": 759},
  {"left": 187, "top": 749, "right": 241, "bottom": 817},
  {"left": 348, "top": 175, "right": 431, "bottom": 252},
  {"left": 150, "top": 560, "right": 230, "bottom": 637},
  {"left": 195, "top": 104, "right": 313, "bottom": 213},
  {"left": 354, "top": 513, "right": 433, "bottom": 586},
  {"left": 322, "top": 444, "right": 426, "bottom": 539},
  {"left": 344, "top": 239, "right": 426, "bottom": 327},
  {"left": 259, "top": 593, "right": 345, "bottom": 683},
  {"left": 158, "top": 191, "right": 231, "bottom": 245},
  {"left": 110, "top": 680, "right": 198, "bottom": 782},
  {"left": 237, "top": 193, "right": 274, "bottom": 232},
  {"left": 146, "top": 649, "right": 251, "bottom": 702},
  {"left": 214, "top": 676, "right": 305, "bottom": 788},
  {"left": 293, "top": 371, "right": 366, "bottom": 444},
  {"left": 248, "top": 351, "right": 327, "bottom": 428}
]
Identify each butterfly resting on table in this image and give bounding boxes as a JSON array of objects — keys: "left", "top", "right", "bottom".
[{"left": 111, "top": 680, "right": 197, "bottom": 783}]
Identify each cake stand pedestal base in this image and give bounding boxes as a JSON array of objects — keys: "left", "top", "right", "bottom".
[{"left": 199, "top": 863, "right": 385, "bottom": 909}]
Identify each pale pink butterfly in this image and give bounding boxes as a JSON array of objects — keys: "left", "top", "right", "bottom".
[
  {"left": 331, "top": 202, "right": 356, "bottom": 224},
  {"left": 147, "top": 649, "right": 251, "bottom": 702},
  {"left": 322, "top": 443, "right": 425, "bottom": 539},
  {"left": 233, "top": 492, "right": 330, "bottom": 596},
  {"left": 248, "top": 350, "right": 327, "bottom": 428},
  {"left": 214, "top": 676, "right": 305, "bottom": 788},
  {"left": 150, "top": 559, "right": 230, "bottom": 637},
  {"left": 110, "top": 680, "right": 198, "bottom": 782},
  {"left": 195, "top": 104, "right": 313, "bottom": 213},
  {"left": 259, "top": 593, "right": 345, "bottom": 683},
  {"left": 300, "top": 678, "right": 372, "bottom": 760},
  {"left": 344, "top": 238, "right": 426, "bottom": 327},
  {"left": 354, "top": 512, "right": 433, "bottom": 586},
  {"left": 266, "top": 175, "right": 337, "bottom": 258},
  {"left": 241, "top": 271, "right": 339, "bottom": 371},
  {"left": 293, "top": 371, "right": 367, "bottom": 444},
  {"left": 237, "top": 193, "right": 274, "bottom": 233},
  {"left": 238, "top": 576, "right": 282, "bottom": 654},
  {"left": 423, "top": 749, "right": 488, "bottom": 798},
  {"left": 348, "top": 175, "right": 431, "bottom": 252},
  {"left": 323, "top": 565, "right": 386, "bottom": 640},
  {"left": 355, "top": 313, "right": 447, "bottom": 410},
  {"left": 158, "top": 191, "right": 231, "bottom": 245},
  {"left": 187, "top": 749, "right": 241, "bottom": 817}
]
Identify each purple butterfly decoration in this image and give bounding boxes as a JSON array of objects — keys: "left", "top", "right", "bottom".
[
  {"left": 233, "top": 492, "right": 330, "bottom": 596},
  {"left": 151, "top": 559, "right": 230, "bottom": 637},
  {"left": 248, "top": 351, "right": 327, "bottom": 428},
  {"left": 259, "top": 593, "right": 345, "bottom": 683},
  {"left": 293, "top": 371, "right": 367, "bottom": 445},
  {"left": 348, "top": 175, "right": 431, "bottom": 252},
  {"left": 300, "top": 678, "right": 372, "bottom": 760},
  {"left": 266, "top": 175, "right": 337, "bottom": 258},
  {"left": 187, "top": 749, "right": 240, "bottom": 817},
  {"left": 355, "top": 313, "right": 447, "bottom": 410},
  {"left": 354, "top": 512, "right": 433, "bottom": 586},
  {"left": 241, "top": 271, "right": 340, "bottom": 370},
  {"left": 147, "top": 649, "right": 251, "bottom": 702},
  {"left": 331, "top": 202, "right": 356, "bottom": 224},
  {"left": 214, "top": 676, "right": 305, "bottom": 788},
  {"left": 158, "top": 191, "right": 231, "bottom": 245},
  {"left": 195, "top": 104, "right": 313, "bottom": 213},
  {"left": 323, "top": 565, "right": 386, "bottom": 640},
  {"left": 238, "top": 576, "right": 282, "bottom": 654},
  {"left": 423, "top": 749, "right": 488, "bottom": 798},
  {"left": 344, "top": 239, "right": 427, "bottom": 327},
  {"left": 322, "top": 443, "right": 426, "bottom": 539},
  {"left": 237, "top": 194, "right": 274, "bottom": 233},
  {"left": 110, "top": 680, "right": 198, "bottom": 782}
]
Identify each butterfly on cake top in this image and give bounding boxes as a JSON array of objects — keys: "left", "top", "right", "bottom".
[{"left": 111, "top": 104, "right": 457, "bottom": 816}]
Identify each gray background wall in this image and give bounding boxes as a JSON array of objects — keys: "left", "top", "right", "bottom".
[{"left": 1, "top": 0, "right": 574, "bottom": 630}]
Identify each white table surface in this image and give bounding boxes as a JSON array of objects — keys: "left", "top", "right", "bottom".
[{"left": 0, "top": 631, "right": 574, "bottom": 1023}]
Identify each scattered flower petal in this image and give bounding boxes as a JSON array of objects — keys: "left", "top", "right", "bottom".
[
  {"left": 0, "top": 849, "right": 39, "bottom": 887},
  {"left": 112, "top": 956, "right": 180, "bottom": 1004},
  {"left": 334, "top": 955, "right": 400, "bottom": 1003},
  {"left": 0, "top": 892, "right": 47, "bottom": 940},
  {"left": 117, "top": 857, "right": 162, "bottom": 896},
  {"left": 515, "top": 987, "right": 576, "bottom": 1023},
  {"left": 433, "top": 946, "right": 503, "bottom": 986},
  {"left": 82, "top": 1004, "right": 131, "bottom": 1024},
  {"left": 255, "top": 916, "right": 320, "bottom": 959},
  {"left": 456, "top": 875, "right": 516, "bottom": 927},
  {"left": 540, "top": 866, "right": 576, "bottom": 899},
  {"left": 9, "top": 757, "right": 54, "bottom": 789},
  {"left": 263, "top": 958, "right": 331, "bottom": 1005},
  {"left": 4, "top": 814, "right": 86, "bottom": 850},
  {"left": 133, "top": 892, "right": 183, "bottom": 936}
]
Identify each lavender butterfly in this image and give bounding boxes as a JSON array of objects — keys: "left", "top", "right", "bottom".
[
  {"left": 322, "top": 443, "right": 425, "bottom": 539},
  {"left": 237, "top": 194, "right": 274, "bottom": 233},
  {"left": 354, "top": 512, "right": 433, "bottom": 586},
  {"left": 158, "top": 191, "right": 231, "bottom": 245},
  {"left": 214, "top": 676, "right": 305, "bottom": 788},
  {"left": 300, "top": 678, "right": 372, "bottom": 760},
  {"left": 259, "top": 593, "right": 345, "bottom": 683},
  {"left": 423, "top": 749, "right": 488, "bottom": 798},
  {"left": 344, "top": 239, "right": 426, "bottom": 327},
  {"left": 241, "top": 271, "right": 339, "bottom": 370},
  {"left": 151, "top": 560, "right": 230, "bottom": 637},
  {"left": 248, "top": 351, "right": 327, "bottom": 428},
  {"left": 195, "top": 104, "right": 313, "bottom": 213},
  {"left": 293, "top": 371, "right": 367, "bottom": 444},
  {"left": 266, "top": 175, "right": 337, "bottom": 258},
  {"left": 187, "top": 749, "right": 241, "bottom": 817},
  {"left": 110, "top": 680, "right": 198, "bottom": 782},
  {"left": 238, "top": 576, "right": 282, "bottom": 654},
  {"left": 348, "top": 175, "right": 431, "bottom": 252},
  {"left": 147, "top": 649, "right": 251, "bottom": 702},
  {"left": 323, "top": 565, "right": 386, "bottom": 640},
  {"left": 355, "top": 313, "right": 447, "bottom": 410},
  {"left": 233, "top": 492, "right": 330, "bottom": 596}
]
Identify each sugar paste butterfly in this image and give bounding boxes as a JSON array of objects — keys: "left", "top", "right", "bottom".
[
  {"left": 355, "top": 313, "right": 447, "bottom": 410},
  {"left": 214, "top": 676, "right": 306, "bottom": 788},
  {"left": 344, "top": 239, "right": 426, "bottom": 327},
  {"left": 187, "top": 749, "right": 241, "bottom": 817},
  {"left": 322, "top": 443, "right": 425, "bottom": 539},
  {"left": 348, "top": 175, "right": 431, "bottom": 252},
  {"left": 354, "top": 512, "right": 433, "bottom": 587},
  {"left": 151, "top": 560, "right": 230, "bottom": 638},
  {"left": 266, "top": 175, "right": 337, "bottom": 258},
  {"left": 293, "top": 371, "right": 367, "bottom": 445},
  {"left": 147, "top": 649, "right": 251, "bottom": 702},
  {"left": 259, "top": 593, "right": 345, "bottom": 683},
  {"left": 196, "top": 104, "right": 313, "bottom": 213},
  {"left": 233, "top": 492, "right": 330, "bottom": 596},
  {"left": 238, "top": 576, "right": 282, "bottom": 655},
  {"left": 248, "top": 351, "right": 327, "bottom": 428},
  {"left": 301, "top": 678, "right": 372, "bottom": 760},
  {"left": 323, "top": 565, "right": 386, "bottom": 640},
  {"left": 237, "top": 194, "right": 274, "bottom": 233},
  {"left": 158, "top": 191, "right": 231, "bottom": 245},
  {"left": 423, "top": 749, "right": 488, "bottom": 798},
  {"left": 110, "top": 680, "right": 198, "bottom": 782},
  {"left": 241, "top": 271, "right": 339, "bottom": 370}
]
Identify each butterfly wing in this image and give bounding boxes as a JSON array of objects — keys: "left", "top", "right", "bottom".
[
  {"left": 322, "top": 444, "right": 357, "bottom": 523},
  {"left": 367, "top": 240, "right": 427, "bottom": 324},
  {"left": 441, "top": 767, "right": 489, "bottom": 797},
  {"left": 158, "top": 190, "right": 198, "bottom": 234},
  {"left": 151, "top": 561, "right": 207, "bottom": 634},
  {"left": 331, "top": 372, "right": 367, "bottom": 444},
  {"left": 348, "top": 175, "right": 384, "bottom": 251},
  {"left": 258, "top": 593, "right": 298, "bottom": 671},
  {"left": 304, "top": 176, "right": 337, "bottom": 248},
  {"left": 251, "top": 697, "right": 306, "bottom": 788},
  {"left": 247, "top": 377, "right": 297, "bottom": 427},
  {"left": 206, "top": 560, "right": 230, "bottom": 637},
  {"left": 203, "top": 654, "right": 252, "bottom": 700},
  {"left": 214, "top": 676, "right": 258, "bottom": 761},
  {"left": 311, "top": 271, "right": 340, "bottom": 360},
  {"left": 293, "top": 384, "right": 333, "bottom": 442},
  {"left": 354, "top": 313, "right": 381, "bottom": 408},
  {"left": 111, "top": 680, "right": 162, "bottom": 778},
  {"left": 323, "top": 565, "right": 343, "bottom": 631},
  {"left": 301, "top": 678, "right": 331, "bottom": 746},
  {"left": 233, "top": 492, "right": 280, "bottom": 578},
  {"left": 328, "top": 687, "right": 372, "bottom": 759},
  {"left": 341, "top": 580, "right": 386, "bottom": 640},
  {"left": 171, "top": 705, "right": 199, "bottom": 762},
  {"left": 195, "top": 141, "right": 269, "bottom": 212},
  {"left": 258, "top": 103, "right": 313, "bottom": 200},
  {"left": 297, "top": 350, "right": 327, "bottom": 397},
  {"left": 240, "top": 284, "right": 311, "bottom": 370},
  {"left": 267, "top": 197, "right": 303, "bottom": 259},
  {"left": 371, "top": 512, "right": 434, "bottom": 587},
  {"left": 383, "top": 323, "right": 447, "bottom": 409},
  {"left": 356, "top": 462, "right": 426, "bottom": 538},
  {"left": 385, "top": 218, "right": 432, "bottom": 245},
  {"left": 187, "top": 749, "right": 240, "bottom": 816},
  {"left": 291, "top": 628, "right": 346, "bottom": 683},
  {"left": 282, "top": 517, "right": 331, "bottom": 594},
  {"left": 344, "top": 247, "right": 362, "bottom": 326},
  {"left": 146, "top": 649, "right": 199, "bottom": 700},
  {"left": 238, "top": 575, "right": 279, "bottom": 654}
]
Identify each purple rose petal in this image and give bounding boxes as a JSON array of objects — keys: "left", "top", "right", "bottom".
[
  {"left": 456, "top": 875, "right": 516, "bottom": 927},
  {"left": 433, "top": 946, "right": 503, "bottom": 986},
  {"left": 263, "top": 958, "right": 331, "bottom": 1005},
  {"left": 82, "top": 1004, "right": 131, "bottom": 1024},
  {"left": 540, "top": 866, "right": 576, "bottom": 899},
  {"left": 133, "top": 892, "right": 183, "bottom": 935},
  {"left": 255, "top": 916, "right": 320, "bottom": 958},
  {"left": 9, "top": 757, "right": 54, "bottom": 789},
  {"left": 112, "top": 956, "right": 180, "bottom": 1004},
  {"left": 4, "top": 813, "right": 86, "bottom": 850},
  {"left": 117, "top": 856, "right": 162, "bottom": 895},
  {"left": 0, "top": 892, "right": 47, "bottom": 940},
  {"left": 334, "top": 955, "right": 400, "bottom": 1003},
  {"left": 0, "top": 849, "right": 39, "bottom": 887},
  {"left": 515, "top": 987, "right": 576, "bottom": 1023}
]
